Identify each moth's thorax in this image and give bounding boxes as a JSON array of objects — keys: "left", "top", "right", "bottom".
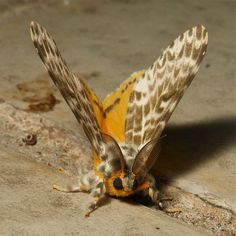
[
  {"left": 93, "top": 143, "right": 138, "bottom": 178},
  {"left": 119, "top": 143, "right": 138, "bottom": 168}
]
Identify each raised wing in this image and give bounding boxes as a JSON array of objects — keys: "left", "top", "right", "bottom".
[
  {"left": 30, "top": 21, "right": 104, "bottom": 155},
  {"left": 125, "top": 25, "right": 208, "bottom": 148}
]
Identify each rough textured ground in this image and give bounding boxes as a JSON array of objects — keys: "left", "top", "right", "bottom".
[
  {"left": 0, "top": 0, "right": 235, "bottom": 235},
  {"left": 0, "top": 145, "right": 209, "bottom": 236}
]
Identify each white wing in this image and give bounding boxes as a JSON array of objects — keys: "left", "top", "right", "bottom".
[{"left": 125, "top": 25, "right": 208, "bottom": 149}]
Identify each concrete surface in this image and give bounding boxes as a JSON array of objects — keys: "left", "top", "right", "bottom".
[
  {"left": 0, "top": 146, "right": 210, "bottom": 236},
  {"left": 0, "top": 0, "right": 235, "bottom": 235}
]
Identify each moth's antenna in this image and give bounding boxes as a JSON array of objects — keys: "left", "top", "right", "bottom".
[{"left": 159, "top": 134, "right": 167, "bottom": 140}]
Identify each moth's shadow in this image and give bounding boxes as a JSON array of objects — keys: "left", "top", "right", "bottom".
[{"left": 151, "top": 116, "right": 236, "bottom": 181}]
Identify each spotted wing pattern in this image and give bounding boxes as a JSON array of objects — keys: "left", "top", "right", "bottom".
[
  {"left": 125, "top": 25, "right": 208, "bottom": 148},
  {"left": 30, "top": 21, "right": 104, "bottom": 155}
]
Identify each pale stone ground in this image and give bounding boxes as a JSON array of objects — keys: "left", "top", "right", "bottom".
[{"left": 0, "top": 0, "right": 235, "bottom": 235}]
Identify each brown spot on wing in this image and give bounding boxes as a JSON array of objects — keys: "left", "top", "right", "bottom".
[
  {"left": 185, "top": 42, "right": 192, "bottom": 57},
  {"left": 135, "top": 92, "right": 142, "bottom": 101},
  {"left": 144, "top": 102, "right": 150, "bottom": 116},
  {"left": 196, "top": 25, "right": 203, "bottom": 39},
  {"left": 133, "top": 135, "right": 141, "bottom": 145}
]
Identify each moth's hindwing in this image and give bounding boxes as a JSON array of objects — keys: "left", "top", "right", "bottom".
[{"left": 102, "top": 71, "right": 145, "bottom": 142}]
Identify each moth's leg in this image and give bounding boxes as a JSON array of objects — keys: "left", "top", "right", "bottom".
[
  {"left": 144, "top": 175, "right": 182, "bottom": 214},
  {"left": 145, "top": 174, "right": 159, "bottom": 202},
  {"left": 53, "top": 170, "right": 97, "bottom": 193},
  {"left": 85, "top": 181, "right": 106, "bottom": 217}
]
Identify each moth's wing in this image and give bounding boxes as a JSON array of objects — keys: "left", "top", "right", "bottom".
[
  {"left": 80, "top": 79, "right": 104, "bottom": 128},
  {"left": 125, "top": 25, "right": 208, "bottom": 149},
  {"left": 102, "top": 71, "right": 145, "bottom": 142},
  {"left": 132, "top": 138, "right": 161, "bottom": 181},
  {"left": 30, "top": 21, "right": 104, "bottom": 155}
]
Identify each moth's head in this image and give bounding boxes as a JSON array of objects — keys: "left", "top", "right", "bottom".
[
  {"left": 112, "top": 173, "right": 138, "bottom": 192},
  {"left": 122, "top": 173, "right": 138, "bottom": 192},
  {"left": 100, "top": 134, "right": 161, "bottom": 197},
  {"left": 104, "top": 171, "right": 141, "bottom": 197}
]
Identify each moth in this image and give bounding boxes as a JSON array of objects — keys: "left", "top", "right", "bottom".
[{"left": 30, "top": 21, "right": 208, "bottom": 216}]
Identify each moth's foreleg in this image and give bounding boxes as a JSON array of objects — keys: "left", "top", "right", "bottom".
[
  {"left": 144, "top": 175, "right": 182, "bottom": 213},
  {"left": 85, "top": 181, "right": 106, "bottom": 217},
  {"left": 145, "top": 174, "right": 159, "bottom": 203},
  {"left": 53, "top": 171, "right": 97, "bottom": 193}
]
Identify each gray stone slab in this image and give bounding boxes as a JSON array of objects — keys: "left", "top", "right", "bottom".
[{"left": 0, "top": 147, "right": 209, "bottom": 236}]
